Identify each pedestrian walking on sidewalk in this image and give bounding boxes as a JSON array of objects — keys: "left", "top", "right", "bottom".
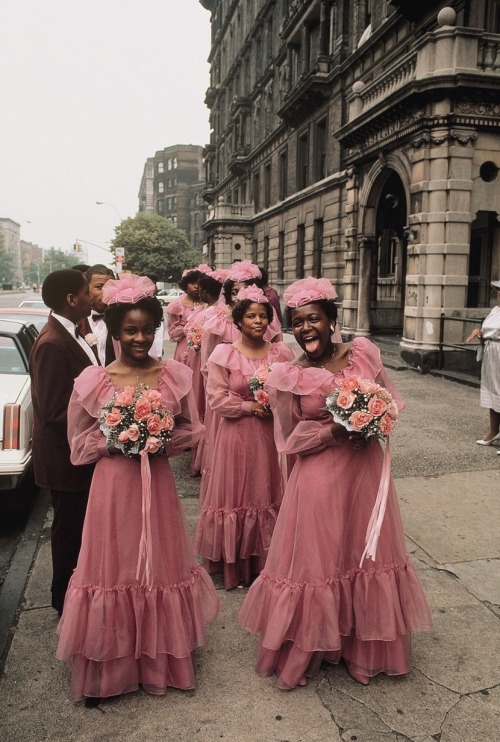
[
  {"left": 29, "top": 269, "right": 97, "bottom": 616},
  {"left": 466, "top": 280, "right": 500, "bottom": 452},
  {"left": 239, "top": 277, "right": 432, "bottom": 689},
  {"left": 56, "top": 274, "right": 219, "bottom": 705}
]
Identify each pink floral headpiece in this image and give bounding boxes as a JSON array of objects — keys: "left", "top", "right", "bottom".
[
  {"left": 235, "top": 286, "right": 269, "bottom": 304},
  {"left": 227, "top": 260, "right": 262, "bottom": 282},
  {"left": 102, "top": 273, "right": 156, "bottom": 306},
  {"left": 196, "top": 263, "right": 214, "bottom": 276},
  {"left": 283, "top": 277, "right": 338, "bottom": 308},
  {"left": 210, "top": 267, "right": 230, "bottom": 283}
]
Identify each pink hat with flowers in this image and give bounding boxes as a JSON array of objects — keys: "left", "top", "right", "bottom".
[
  {"left": 283, "top": 277, "right": 338, "bottom": 308},
  {"left": 235, "top": 285, "right": 269, "bottom": 304},
  {"left": 181, "top": 267, "right": 200, "bottom": 278},
  {"left": 102, "top": 273, "right": 157, "bottom": 306},
  {"left": 196, "top": 263, "right": 214, "bottom": 276},
  {"left": 210, "top": 267, "right": 230, "bottom": 283},
  {"left": 227, "top": 260, "right": 262, "bottom": 282}
]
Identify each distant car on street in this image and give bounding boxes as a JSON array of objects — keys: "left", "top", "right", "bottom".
[
  {"left": 18, "top": 300, "right": 47, "bottom": 309},
  {"left": 0, "top": 307, "right": 50, "bottom": 332},
  {"left": 157, "top": 288, "right": 184, "bottom": 305},
  {"left": 0, "top": 319, "right": 38, "bottom": 491}
]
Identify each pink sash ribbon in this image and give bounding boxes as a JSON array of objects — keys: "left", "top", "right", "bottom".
[
  {"left": 359, "top": 437, "right": 392, "bottom": 567},
  {"left": 136, "top": 451, "right": 153, "bottom": 588}
]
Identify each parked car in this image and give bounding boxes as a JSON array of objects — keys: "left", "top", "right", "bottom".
[
  {"left": 18, "top": 299, "right": 47, "bottom": 309},
  {"left": 157, "top": 288, "right": 184, "bottom": 305},
  {"left": 0, "top": 319, "right": 38, "bottom": 490},
  {"left": 0, "top": 307, "right": 50, "bottom": 332}
]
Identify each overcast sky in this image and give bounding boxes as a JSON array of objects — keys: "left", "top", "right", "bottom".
[{"left": 0, "top": 0, "right": 212, "bottom": 266}]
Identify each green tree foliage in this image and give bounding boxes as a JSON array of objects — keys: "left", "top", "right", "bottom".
[
  {"left": 111, "top": 214, "right": 200, "bottom": 281},
  {"left": 0, "top": 231, "right": 16, "bottom": 283},
  {"left": 42, "top": 248, "right": 80, "bottom": 277}
]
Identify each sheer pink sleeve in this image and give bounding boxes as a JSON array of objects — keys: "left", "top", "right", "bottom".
[
  {"left": 206, "top": 348, "right": 253, "bottom": 418},
  {"left": 166, "top": 301, "right": 187, "bottom": 342},
  {"left": 267, "top": 364, "right": 336, "bottom": 457},
  {"left": 166, "top": 387, "right": 204, "bottom": 456},
  {"left": 68, "top": 387, "right": 111, "bottom": 466}
]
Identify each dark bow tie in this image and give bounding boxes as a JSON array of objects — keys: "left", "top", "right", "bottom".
[
  {"left": 91, "top": 313, "right": 105, "bottom": 321},
  {"left": 75, "top": 326, "right": 84, "bottom": 339}
]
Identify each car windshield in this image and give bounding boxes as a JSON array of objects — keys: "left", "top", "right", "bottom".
[
  {"left": 0, "top": 337, "right": 27, "bottom": 374},
  {"left": 0, "top": 313, "right": 47, "bottom": 331}
]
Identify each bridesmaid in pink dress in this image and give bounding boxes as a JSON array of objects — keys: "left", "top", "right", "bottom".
[
  {"left": 195, "top": 286, "right": 295, "bottom": 589},
  {"left": 199, "top": 261, "right": 282, "bottom": 499},
  {"left": 239, "top": 277, "right": 432, "bottom": 689},
  {"left": 56, "top": 274, "right": 219, "bottom": 705},
  {"left": 184, "top": 267, "right": 227, "bottom": 476},
  {"left": 166, "top": 268, "right": 205, "bottom": 362}
]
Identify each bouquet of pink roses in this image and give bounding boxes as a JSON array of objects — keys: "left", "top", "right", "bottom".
[
  {"left": 99, "top": 385, "right": 174, "bottom": 456},
  {"left": 324, "top": 376, "right": 398, "bottom": 440},
  {"left": 248, "top": 364, "right": 272, "bottom": 412},
  {"left": 186, "top": 323, "right": 203, "bottom": 352}
]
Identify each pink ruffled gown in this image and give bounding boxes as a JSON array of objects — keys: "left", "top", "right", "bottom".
[
  {"left": 239, "top": 337, "right": 432, "bottom": 688},
  {"left": 56, "top": 363, "right": 220, "bottom": 701},
  {"left": 184, "top": 305, "right": 212, "bottom": 476},
  {"left": 194, "top": 341, "right": 295, "bottom": 589},
  {"left": 197, "top": 303, "right": 284, "bottom": 494},
  {"left": 167, "top": 297, "right": 205, "bottom": 363}
]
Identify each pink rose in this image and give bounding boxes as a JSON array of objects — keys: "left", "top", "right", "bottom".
[
  {"left": 368, "top": 396, "right": 388, "bottom": 416},
  {"left": 339, "top": 377, "right": 359, "bottom": 392},
  {"left": 336, "top": 391, "right": 355, "bottom": 409},
  {"left": 105, "top": 407, "right": 122, "bottom": 427},
  {"left": 143, "top": 389, "right": 162, "bottom": 404},
  {"left": 147, "top": 413, "right": 165, "bottom": 435},
  {"left": 163, "top": 413, "right": 175, "bottom": 432},
  {"left": 134, "top": 398, "right": 152, "bottom": 421},
  {"left": 379, "top": 414, "right": 395, "bottom": 436},
  {"left": 349, "top": 410, "right": 373, "bottom": 431},
  {"left": 126, "top": 424, "right": 140, "bottom": 442},
  {"left": 143, "top": 436, "right": 162, "bottom": 454},
  {"left": 115, "top": 386, "right": 135, "bottom": 406},
  {"left": 254, "top": 365, "right": 270, "bottom": 384},
  {"left": 358, "top": 379, "right": 380, "bottom": 394},
  {"left": 256, "top": 389, "right": 270, "bottom": 408},
  {"left": 387, "top": 401, "right": 399, "bottom": 419},
  {"left": 118, "top": 430, "right": 130, "bottom": 443}
]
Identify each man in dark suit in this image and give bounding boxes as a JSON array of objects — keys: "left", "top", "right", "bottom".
[{"left": 30, "top": 269, "right": 98, "bottom": 615}]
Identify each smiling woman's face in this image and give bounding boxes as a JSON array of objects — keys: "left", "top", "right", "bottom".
[
  {"left": 117, "top": 308, "right": 156, "bottom": 363},
  {"left": 290, "top": 302, "right": 330, "bottom": 358}
]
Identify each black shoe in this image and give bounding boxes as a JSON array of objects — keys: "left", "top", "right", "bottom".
[{"left": 84, "top": 697, "right": 102, "bottom": 708}]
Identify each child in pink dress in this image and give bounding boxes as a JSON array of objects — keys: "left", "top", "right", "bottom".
[
  {"left": 195, "top": 286, "right": 295, "bottom": 589},
  {"left": 56, "top": 274, "right": 219, "bottom": 705},
  {"left": 239, "top": 278, "right": 432, "bottom": 689}
]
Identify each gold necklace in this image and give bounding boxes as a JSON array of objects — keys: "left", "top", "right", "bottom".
[
  {"left": 117, "top": 357, "right": 154, "bottom": 387},
  {"left": 306, "top": 344, "right": 336, "bottom": 370}
]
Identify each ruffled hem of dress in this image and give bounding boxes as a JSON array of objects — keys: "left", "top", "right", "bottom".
[
  {"left": 56, "top": 566, "right": 220, "bottom": 662},
  {"left": 194, "top": 504, "right": 279, "bottom": 563},
  {"left": 239, "top": 559, "right": 432, "bottom": 650},
  {"left": 67, "top": 650, "right": 199, "bottom": 701}
]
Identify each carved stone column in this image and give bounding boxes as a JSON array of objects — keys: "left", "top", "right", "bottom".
[{"left": 356, "top": 237, "right": 375, "bottom": 337}]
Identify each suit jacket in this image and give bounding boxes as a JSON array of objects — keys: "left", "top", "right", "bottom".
[{"left": 29, "top": 314, "right": 95, "bottom": 491}]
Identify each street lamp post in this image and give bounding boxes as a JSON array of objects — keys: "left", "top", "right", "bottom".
[{"left": 95, "top": 201, "right": 123, "bottom": 222}]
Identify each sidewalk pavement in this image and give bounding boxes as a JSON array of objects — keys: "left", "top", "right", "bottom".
[{"left": 1, "top": 337, "right": 499, "bottom": 742}]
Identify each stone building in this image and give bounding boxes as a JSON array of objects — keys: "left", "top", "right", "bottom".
[
  {"left": 138, "top": 144, "right": 208, "bottom": 251},
  {"left": 199, "top": 0, "right": 500, "bottom": 369},
  {"left": 0, "top": 217, "right": 21, "bottom": 283}
]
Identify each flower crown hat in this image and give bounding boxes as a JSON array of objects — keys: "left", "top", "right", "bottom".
[
  {"left": 283, "top": 277, "right": 338, "bottom": 308},
  {"left": 227, "top": 260, "right": 262, "bottom": 282},
  {"left": 196, "top": 263, "right": 214, "bottom": 276},
  {"left": 235, "top": 285, "right": 269, "bottom": 304},
  {"left": 181, "top": 267, "right": 201, "bottom": 278},
  {"left": 102, "top": 273, "right": 157, "bottom": 305},
  {"left": 210, "top": 267, "right": 230, "bottom": 283}
]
